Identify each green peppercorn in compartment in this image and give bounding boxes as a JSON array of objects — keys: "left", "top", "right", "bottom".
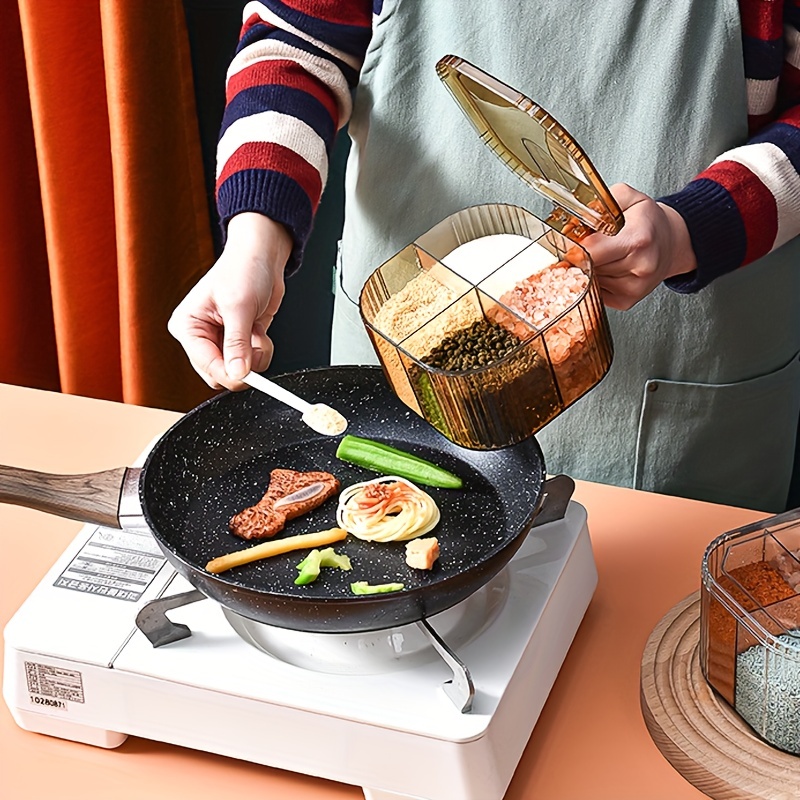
[{"left": 700, "top": 509, "right": 800, "bottom": 754}]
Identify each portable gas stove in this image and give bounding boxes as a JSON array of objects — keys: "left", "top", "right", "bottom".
[{"left": 3, "top": 479, "right": 596, "bottom": 800}]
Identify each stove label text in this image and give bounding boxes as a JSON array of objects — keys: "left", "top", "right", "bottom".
[
  {"left": 25, "top": 661, "right": 85, "bottom": 705},
  {"left": 29, "top": 695, "right": 67, "bottom": 710},
  {"left": 54, "top": 526, "right": 166, "bottom": 602}
]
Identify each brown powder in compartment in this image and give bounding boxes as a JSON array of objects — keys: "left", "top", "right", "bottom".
[
  {"left": 372, "top": 272, "right": 479, "bottom": 356},
  {"left": 706, "top": 561, "right": 796, "bottom": 704},
  {"left": 721, "top": 561, "right": 796, "bottom": 609}
]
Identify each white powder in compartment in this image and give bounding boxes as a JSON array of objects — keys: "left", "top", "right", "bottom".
[{"left": 442, "top": 234, "right": 536, "bottom": 283}]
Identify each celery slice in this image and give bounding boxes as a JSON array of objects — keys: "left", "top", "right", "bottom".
[
  {"left": 295, "top": 547, "right": 352, "bottom": 585},
  {"left": 350, "top": 581, "right": 405, "bottom": 595},
  {"left": 294, "top": 549, "right": 323, "bottom": 585}
]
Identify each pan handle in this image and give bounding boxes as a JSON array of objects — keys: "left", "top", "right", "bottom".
[{"left": 0, "top": 465, "right": 129, "bottom": 528}]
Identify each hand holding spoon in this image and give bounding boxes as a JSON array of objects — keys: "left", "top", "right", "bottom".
[{"left": 242, "top": 372, "right": 348, "bottom": 436}]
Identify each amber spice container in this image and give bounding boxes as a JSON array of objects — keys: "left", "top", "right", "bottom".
[{"left": 359, "top": 57, "right": 622, "bottom": 449}]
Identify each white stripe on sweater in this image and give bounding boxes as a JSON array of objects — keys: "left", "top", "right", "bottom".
[
  {"left": 713, "top": 142, "right": 800, "bottom": 248},
  {"left": 241, "top": 2, "right": 362, "bottom": 70},
  {"left": 785, "top": 24, "right": 800, "bottom": 70},
  {"left": 216, "top": 110, "right": 329, "bottom": 186},
  {"left": 746, "top": 77, "right": 778, "bottom": 116},
  {"left": 227, "top": 42, "right": 353, "bottom": 127}
]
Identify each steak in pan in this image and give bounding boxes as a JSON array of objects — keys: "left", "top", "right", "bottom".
[{"left": 229, "top": 468, "right": 340, "bottom": 540}]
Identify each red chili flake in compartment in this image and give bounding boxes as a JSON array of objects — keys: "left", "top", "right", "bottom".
[
  {"left": 705, "top": 560, "right": 797, "bottom": 704},
  {"left": 720, "top": 561, "right": 796, "bottom": 610}
]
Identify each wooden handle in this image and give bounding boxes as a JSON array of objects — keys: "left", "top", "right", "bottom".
[{"left": 0, "top": 465, "right": 128, "bottom": 528}]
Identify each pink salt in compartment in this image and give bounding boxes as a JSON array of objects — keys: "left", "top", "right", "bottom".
[{"left": 476, "top": 239, "right": 611, "bottom": 407}]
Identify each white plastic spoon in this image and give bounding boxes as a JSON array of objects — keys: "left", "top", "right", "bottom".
[{"left": 242, "top": 372, "right": 348, "bottom": 436}]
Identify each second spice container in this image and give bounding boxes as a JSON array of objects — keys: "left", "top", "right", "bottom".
[{"left": 700, "top": 508, "right": 800, "bottom": 754}]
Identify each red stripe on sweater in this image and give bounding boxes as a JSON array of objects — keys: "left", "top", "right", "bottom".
[
  {"left": 217, "top": 142, "right": 323, "bottom": 210},
  {"left": 739, "top": 0, "right": 783, "bottom": 40},
  {"left": 701, "top": 160, "right": 778, "bottom": 263},
  {"left": 748, "top": 111, "right": 773, "bottom": 135},
  {"left": 242, "top": 12, "right": 273, "bottom": 35},
  {"left": 776, "top": 103, "right": 800, "bottom": 126},
  {"left": 279, "top": 0, "right": 372, "bottom": 27},
  {"left": 227, "top": 59, "right": 340, "bottom": 124}
]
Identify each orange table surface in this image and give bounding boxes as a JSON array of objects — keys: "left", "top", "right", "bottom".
[{"left": 0, "top": 382, "right": 766, "bottom": 800}]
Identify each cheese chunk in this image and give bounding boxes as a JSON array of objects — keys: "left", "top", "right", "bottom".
[{"left": 405, "top": 537, "right": 440, "bottom": 570}]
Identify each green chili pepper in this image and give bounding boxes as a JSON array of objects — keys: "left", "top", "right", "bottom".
[
  {"left": 335, "top": 434, "right": 463, "bottom": 489},
  {"left": 350, "top": 581, "right": 405, "bottom": 595},
  {"left": 295, "top": 547, "right": 352, "bottom": 586}
]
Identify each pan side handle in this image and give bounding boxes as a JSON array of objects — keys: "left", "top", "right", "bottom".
[{"left": 0, "top": 465, "right": 128, "bottom": 528}]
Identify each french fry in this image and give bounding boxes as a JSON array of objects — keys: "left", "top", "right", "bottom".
[{"left": 206, "top": 527, "right": 348, "bottom": 574}]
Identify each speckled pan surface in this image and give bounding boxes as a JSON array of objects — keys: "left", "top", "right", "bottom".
[{"left": 140, "top": 366, "right": 546, "bottom": 633}]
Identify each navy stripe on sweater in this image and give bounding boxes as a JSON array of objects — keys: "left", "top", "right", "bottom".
[
  {"left": 238, "top": 3, "right": 371, "bottom": 60},
  {"left": 660, "top": 179, "right": 748, "bottom": 292},
  {"left": 237, "top": 26, "right": 360, "bottom": 87},
  {"left": 742, "top": 34, "right": 784, "bottom": 80},
  {"left": 220, "top": 85, "right": 336, "bottom": 148},
  {"left": 749, "top": 119, "right": 800, "bottom": 172}
]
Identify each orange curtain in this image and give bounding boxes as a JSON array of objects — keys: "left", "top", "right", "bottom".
[{"left": 0, "top": 0, "right": 216, "bottom": 411}]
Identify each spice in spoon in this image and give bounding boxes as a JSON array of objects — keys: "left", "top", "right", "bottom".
[{"left": 302, "top": 403, "right": 348, "bottom": 436}]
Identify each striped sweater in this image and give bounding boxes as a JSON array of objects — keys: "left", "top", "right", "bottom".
[{"left": 216, "top": 0, "right": 800, "bottom": 292}]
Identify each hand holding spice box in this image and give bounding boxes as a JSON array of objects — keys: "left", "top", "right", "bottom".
[{"left": 359, "top": 58, "right": 621, "bottom": 451}]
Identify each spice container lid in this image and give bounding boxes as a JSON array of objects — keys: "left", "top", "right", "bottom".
[{"left": 436, "top": 55, "right": 624, "bottom": 238}]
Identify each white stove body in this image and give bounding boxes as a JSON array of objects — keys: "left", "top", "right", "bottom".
[{"left": 3, "top": 501, "right": 596, "bottom": 800}]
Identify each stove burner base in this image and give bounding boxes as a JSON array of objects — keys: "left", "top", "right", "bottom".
[{"left": 3, "top": 501, "right": 595, "bottom": 800}]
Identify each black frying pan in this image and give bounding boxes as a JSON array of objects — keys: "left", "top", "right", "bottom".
[{"left": 0, "top": 366, "right": 546, "bottom": 633}]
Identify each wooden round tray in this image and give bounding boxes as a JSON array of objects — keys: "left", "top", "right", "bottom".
[{"left": 640, "top": 591, "right": 800, "bottom": 799}]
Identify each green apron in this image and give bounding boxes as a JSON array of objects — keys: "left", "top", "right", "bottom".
[{"left": 331, "top": 0, "right": 800, "bottom": 512}]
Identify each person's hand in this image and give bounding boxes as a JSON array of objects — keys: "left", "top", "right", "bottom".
[
  {"left": 581, "top": 183, "right": 697, "bottom": 310},
  {"left": 168, "top": 213, "right": 292, "bottom": 390}
]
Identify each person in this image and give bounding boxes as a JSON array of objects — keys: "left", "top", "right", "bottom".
[{"left": 169, "top": 0, "right": 800, "bottom": 513}]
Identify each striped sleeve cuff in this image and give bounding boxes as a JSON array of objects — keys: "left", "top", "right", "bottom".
[
  {"left": 217, "top": 160, "right": 317, "bottom": 276},
  {"left": 660, "top": 116, "right": 800, "bottom": 294},
  {"left": 658, "top": 179, "right": 747, "bottom": 293}
]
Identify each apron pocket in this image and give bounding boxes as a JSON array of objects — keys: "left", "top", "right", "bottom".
[{"left": 634, "top": 352, "right": 800, "bottom": 512}]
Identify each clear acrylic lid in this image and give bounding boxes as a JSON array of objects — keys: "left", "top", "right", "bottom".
[{"left": 436, "top": 55, "right": 624, "bottom": 238}]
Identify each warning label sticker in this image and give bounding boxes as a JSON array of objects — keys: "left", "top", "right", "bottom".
[
  {"left": 54, "top": 527, "right": 166, "bottom": 602},
  {"left": 25, "top": 661, "right": 85, "bottom": 704}
]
